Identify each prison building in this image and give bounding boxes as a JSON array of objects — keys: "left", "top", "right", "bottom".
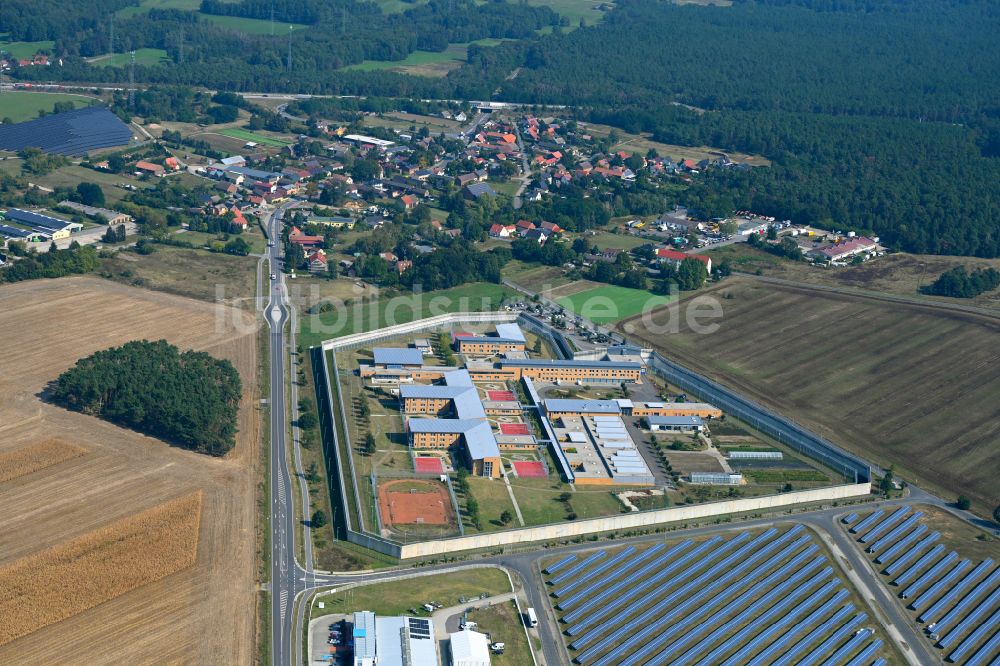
[
  {"left": 646, "top": 415, "right": 706, "bottom": 432},
  {"left": 408, "top": 418, "right": 501, "bottom": 478},
  {"left": 544, "top": 399, "right": 623, "bottom": 418},
  {"left": 453, "top": 323, "right": 527, "bottom": 355},
  {"left": 630, "top": 401, "right": 723, "bottom": 418},
  {"left": 373, "top": 347, "right": 425, "bottom": 369}
]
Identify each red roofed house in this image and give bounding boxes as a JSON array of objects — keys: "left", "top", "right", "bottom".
[
  {"left": 306, "top": 249, "right": 329, "bottom": 274},
  {"left": 230, "top": 206, "right": 248, "bottom": 228},
  {"left": 396, "top": 259, "right": 413, "bottom": 274},
  {"left": 164, "top": 156, "right": 181, "bottom": 171},
  {"left": 400, "top": 194, "right": 418, "bottom": 210},
  {"left": 656, "top": 248, "right": 712, "bottom": 274},
  {"left": 540, "top": 221, "right": 563, "bottom": 234},
  {"left": 489, "top": 223, "right": 515, "bottom": 238},
  {"left": 515, "top": 220, "right": 536, "bottom": 235},
  {"left": 135, "top": 160, "right": 165, "bottom": 176},
  {"left": 289, "top": 226, "right": 323, "bottom": 247}
]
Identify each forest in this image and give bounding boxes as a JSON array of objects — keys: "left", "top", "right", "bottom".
[{"left": 52, "top": 339, "right": 242, "bottom": 456}]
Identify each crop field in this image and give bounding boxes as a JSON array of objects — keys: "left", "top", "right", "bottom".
[
  {"left": 0, "top": 91, "right": 96, "bottom": 123},
  {"left": 841, "top": 506, "right": 1000, "bottom": 665},
  {"left": 217, "top": 127, "right": 292, "bottom": 147},
  {"left": 541, "top": 524, "right": 900, "bottom": 665},
  {"left": 0, "top": 439, "right": 87, "bottom": 483},
  {"left": 0, "top": 277, "right": 260, "bottom": 664},
  {"left": 0, "top": 492, "right": 202, "bottom": 646},
  {"left": 558, "top": 284, "right": 672, "bottom": 323},
  {"left": 620, "top": 278, "right": 1000, "bottom": 517}
]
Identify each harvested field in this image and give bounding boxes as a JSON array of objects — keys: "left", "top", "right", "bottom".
[
  {"left": 620, "top": 278, "right": 1000, "bottom": 516},
  {"left": 0, "top": 492, "right": 202, "bottom": 646},
  {"left": 379, "top": 479, "right": 454, "bottom": 527},
  {"left": 0, "top": 277, "right": 260, "bottom": 664},
  {"left": 0, "top": 439, "right": 87, "bottom": 483}
]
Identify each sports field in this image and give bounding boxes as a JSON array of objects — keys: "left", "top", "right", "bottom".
[
  {"left": 0, "top": 92, "right": 96, "bottom": 123},
  {"left": 622, "top": 278, "right": 1000, "bottom": 517},
  {"left": 558, "top": 284, "right": 672, "bottom": 323},
  {"left": 217, "top": 127, "right": 291, "bottom": 147}
]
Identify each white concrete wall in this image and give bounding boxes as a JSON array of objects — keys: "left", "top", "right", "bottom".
[
  {"left": 394, "top": 482, "right": 870, "bottom": 559},
  {"left": 321, "top": 311, "right": 518, "bottom": 351}
]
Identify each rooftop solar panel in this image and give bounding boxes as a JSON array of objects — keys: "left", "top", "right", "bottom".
[{"left": 0, "top": 107, "right": 133, "bottom": 156}]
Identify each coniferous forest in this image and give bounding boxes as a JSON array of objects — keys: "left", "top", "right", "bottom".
[{"left": 52, "top": 340, "right": 242, "bottom": 456}]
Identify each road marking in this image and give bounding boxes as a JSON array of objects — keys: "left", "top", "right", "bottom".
[{"left": 280, "top": 589, "right": 288, "bottom": 617}]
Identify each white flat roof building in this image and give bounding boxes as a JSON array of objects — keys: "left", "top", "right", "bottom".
[{"left": 449, "top": 629, "right": 490, "bottom": 666}]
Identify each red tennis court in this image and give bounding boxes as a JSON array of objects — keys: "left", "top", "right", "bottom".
[
  {"left": 512, "top": 461, "right": 547, "bottom": 478},
  {"left": 414, "top": 457, "right": 444, "bottom": 474},
  {"left": 500, "top": 423, "right": 530, "bottom": 435},
  {"left": 488, "top": 390, "right": 516, "bottom": 401}
]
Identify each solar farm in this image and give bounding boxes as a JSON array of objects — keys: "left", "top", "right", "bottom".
[
  {"left": 0, "top": 107, "right": 134, "bottom": 156},
  {"left": 842, "top": 506, "right": 1000, "bottom": 665},
  {"left": 542, "top": 525, "right": 894, "bottom": 665}
]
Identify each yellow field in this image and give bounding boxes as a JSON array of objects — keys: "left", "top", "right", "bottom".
[
  {"left": 0, "top": 439, "right": 87, "bottom": 483},
  {"left": 0, "top": 492, "right": 202, "bottom": 646},
  {"left": 0, "top": 277, "right": 260, "bottom": 664}
]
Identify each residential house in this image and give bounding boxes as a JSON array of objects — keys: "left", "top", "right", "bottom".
[
  {"left": 515, "top": 220, "right": 536, "bottom": 235},
  {"left": 135, "top": 160, "right": 165, "bottom": 176},
  {"left": 464, "top": 183, "right": 497, "bottom": 200},
  {"left": 656, "top": 248, "right": 712, "bottom": 274},
  {"left": 540, "top": 221, "right": 563, "bottom": 234},
  {"left": 306, "top": 249, "right": 329, "bottom": 274},
  {"left": 489, "top": 224, "right": 516, "bottom": 239},
  {"left": 289, "top": 226, "right": 323, "bottom": 247}
]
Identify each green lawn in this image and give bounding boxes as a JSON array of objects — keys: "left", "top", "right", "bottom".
[
  {"left": 31, "top": 165, "right": 148, "bottom": 204},
  {"left": 557, "top": 284, "right": 673, "bottom": 324},
  {"left": 217, "top": 127, "right": 292, "bottom": 147},
  {"left": 0, "top": 92, "right": 96, "bottom": 123},
  {"left": 467, "top": 477, "right": 519, "bottom": 532},
  {"left": 584, "top": 230, "right": 655, "bottom": 251},
  {"left": 89, "top": 48, "right": 169, "bottom": 67},
  {"left": 310, "top": 568, "right": 511, "bottom": 617},
  {"left": 344, "top": 39, "right": 507, "bottom": 76},
  {"left": 200, "top": 14, "right": 308, "bottom": 35},
  {"left": 116, "top": 0, "right": 200, "bottom": 17},
  {"left": 0, "top": 38, "right": 55, "bottom": 60},
  {"left": 510, "top": 479, "right": 625, "bottom": 525},
  {"left": 526, "top": 0, "right": 614, "bottom": 27},
  {"left": 299, "top": 282, "right": 515, "bottom": 348}
]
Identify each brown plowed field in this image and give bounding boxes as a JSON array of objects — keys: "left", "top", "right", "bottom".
[
  {"left": 620, "top": 278, "right": 1000, "bottom": 516},
  {"left": 0, "top": 277, "right": 260, "bottom": 664}
]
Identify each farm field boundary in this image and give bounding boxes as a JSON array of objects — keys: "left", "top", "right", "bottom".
[{"left": 0, "top": 439, "right": 87, "bottom": 483}]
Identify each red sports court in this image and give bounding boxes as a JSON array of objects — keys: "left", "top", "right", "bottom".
[
  {"left": 488, "top": 390, "right": 517, "bottom": 401},
  {"left": 500, "top": 423, "right": 530, "bottom": 435},
  {"left": 512, "top": 461, "right": 547, "bottom": 478},
  {"left": 414, "top": 457, "right": 444, "bottom": 474}
]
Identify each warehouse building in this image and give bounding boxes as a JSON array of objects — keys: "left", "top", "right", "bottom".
[
  {"left": 2, "top": 208, "right": 83, "bottom": 240},
  {"left": 449, "top": 629, "right": 491, "bottom": 666},
  {"left": 549, "top": 411, "right": 655, "bottom": 486},
  {"left": 57, "top": 201, "right": 132, "bottom": 225},
  {"left": 454, "top": 323, "right": 526, "bottom": 355},
  {"left": 351, "top": 611, "right": 439, "bottom": 666}
]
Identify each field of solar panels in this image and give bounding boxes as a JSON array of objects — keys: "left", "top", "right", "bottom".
[
  {"left": 842, "top": 505, "right": 1000, "bottom": 665},
  {"left": 541, "top": 525, "right": 899, "bottom": 666}
]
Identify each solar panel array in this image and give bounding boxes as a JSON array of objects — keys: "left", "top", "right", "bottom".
[
  {"left": 0, "top": 107, "right": 134, "bottom": 156},
  {"left": 541, "top": 526, "right": 887, "bottom": 665},
  {"left": 841, "top": 505, "right": 1000, "bottom": 665}
]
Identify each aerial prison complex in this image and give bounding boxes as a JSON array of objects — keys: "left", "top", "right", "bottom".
[{"left": 356, "top": 323, "right": 724, "bottom": 486}]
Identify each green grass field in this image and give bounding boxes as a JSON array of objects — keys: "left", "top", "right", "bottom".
[
  {"left": 116, "top": 0, "right": 200, "bottom": 17},
  {"left": 557, "top": 284, "right": 672, "bottom": 323},
  {"left": 217, "top": 127, "right": 291, "bottom": 147},
  {"left": 300, "top": 282, "right": 515, "bottom": 348},
  {"left": 0, "top": 92, "right": 96, "bottom": 123},
  {"left": 200, "top": 14, "right": 308, "bottom": 35},
  {"left": 344, "top": 39, "right": 506, "bottom": 77},
  {"left": 0, "top": 38, "right": 55, "bottom": 60},
  {"left": 88, "top": 48, "right": 169, "bottom": 67},
  {"left": 525, "top": 0, "right": 615, "bottom": 26}
]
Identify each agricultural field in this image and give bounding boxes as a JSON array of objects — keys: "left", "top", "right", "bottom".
[
  {"left": 557, "top": 283, "right": 672, "bottom": 323},
  {"left": 541, "top": 524, "right": 903, "bottom": 665},
  {"left": 87, "top": 48, "right": 169, "bottom": 67},
  {"left": 620, "top": 278, "right": 1000, "bottom": 517},
  {"left": 0, "top": 91, "right": 97, "bottom": 123},
  {"left": 217, "top": 127, "right": 292, "bottom": 147},
  {"left": 525, "top": 0, "right": 615, "bottom": 26},
  {"left": 200, "top": 14, "right": 308, "bottom": 35},
  {"left": 0, "top": 277, "right": 260, "bottom": 664},
  {"left": 115, "top": 0, "right": 200, "bottom": 17},
  {"left": 363, "top": 111, "right": 464, "bottom": 134},
  {"left": 579, "top": 120, "right": 770, "bottom": 166},
  {"left": 344, "top": 39, "right": 507, "bottom": 77},
  {"left": 841, "top": 505, "right": 1000, "bottom": 664}
]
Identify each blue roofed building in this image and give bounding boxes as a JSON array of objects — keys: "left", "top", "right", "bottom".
[
  {"left": 454, "top": 323, "right": 526, "bottom": 355},
  {"left": 373, "top": 347, "right": 426, "bottom": 369}
]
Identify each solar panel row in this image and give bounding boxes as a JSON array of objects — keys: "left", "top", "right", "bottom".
[
  {"left": 552, "top": 546, "right": 635, "bottom": 597},
  {"left": 883, "top": 532, "right": 940, "bottom": 576},
  {"left": 909, "top": 559, "right": 971, "bottom": 610},
  {"left": 821, "top": 628, "right": 874, "bottom": 666},
  {"left": 844, "top": 639, "right": 883, "bottom": 666},
  {"left": 797, "top": 612, "right": 868, "bottom": 666},
  {"left": 900, "top": 551, "right": 959, "bottom": 599},
  {"left": 945, "top": 606, "right": 1000, "bottom": 662},
  {"left": 770, "top": 604, "right": 856, "bottom": 666},
  {"left": 743, "top": 589, "right": 851, "bottom": 666},
  {"left": 866, "top": 511, "right": 922, "bottom": 553},
  {"left": 557, "top": 544, "right": 663, "bottom": 610},
  {"left": 939, "top": 589, "right": 1000, "bottom": 649},
  {"left": 550, "top": 550, "right": 606, "bottom": 586},
  {"left": 933, "top": 567, "right": 1000, "bottom": 636},
  {"left": 920, "top": 560, "right": 995, "bottom": 624},
  {"left": 0, "top": 107, "right": 133, "bottom": 156},
  {"left": 544, "top": 554, "right": 576, "bottom": 575},
  {"left": 859, "top": 506, "right": 910, "bottom": 543},
  {"left": 875, "top": 523, "right": 928, "bottom": 564},
  {"left": 850, "top": 510, "right": 884, "bottom": 534}
]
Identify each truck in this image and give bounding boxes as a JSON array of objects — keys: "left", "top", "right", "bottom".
[{"left": 526, "top": 608, "right": 538, "bottom": 628}]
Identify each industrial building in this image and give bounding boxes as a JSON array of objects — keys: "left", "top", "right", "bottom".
[
  {"left": 352, "top": 611, "right": 439, "bottom": 666},
  {"left": 690, "top": 472, "right": 744, "bottom": 485},
  {"left": 374, "top": 347, "right": 426, "bottom": 369},
  {"left": 2, "top": 208, "right": 83, "bottom": 240},
  {"left": 449, "top": 629, "right": 491, "bottom": 666},
  {"left": 454, "top": 323, "right": 526, "bottom": 355},
  {"left": 57, "top": 201, "right": 133, "bottom": 225}
]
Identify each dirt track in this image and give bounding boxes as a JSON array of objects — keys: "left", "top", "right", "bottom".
[{"left": 0, "top": 277, "right": 261, "bottom": 664}]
